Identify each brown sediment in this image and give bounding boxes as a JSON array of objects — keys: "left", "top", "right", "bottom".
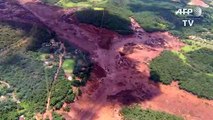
[
  {"left": 8, "top": 0, "right": 213, "bottom": 120},
  {"left": 188, "top": 0, "right": 209, "bottom": 7}
]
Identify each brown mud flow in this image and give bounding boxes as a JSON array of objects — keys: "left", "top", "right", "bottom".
[
  {"left": 188, "top": 0, "right": 209, "bottom": 7},
  {"left": 5, "top": 0, "right": 213, "bottom": 120}
]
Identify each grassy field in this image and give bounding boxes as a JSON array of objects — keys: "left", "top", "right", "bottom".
[
  {"left": 62, "top": 59, "right": 75, "bottom": 73},
  {"left": 121, "top": 105, "right": 183, "bottom": 120},
  {"left": 150, "top": 40, "right": 213, "bottom": 99}
]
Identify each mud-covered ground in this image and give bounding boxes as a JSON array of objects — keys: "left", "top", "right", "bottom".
[
  {"left": 188, "top": 0, "right": 209, "bottom": 7},
  {"left": 2, "top": 0, "right": 213, "bottom": 120}
]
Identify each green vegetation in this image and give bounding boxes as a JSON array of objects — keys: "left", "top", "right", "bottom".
[
  {"left": 0, "top": 20, "right": 92, "bottom": 119},
  {"left": 52, "top": 112, "right": 65, "bottom": 120},
  {"left": 75, "top": 9, "right": 133, "bottom": 35},
  {"left": 0, "top": 21, "right": 30, "bottom": 50},
  {"left": 62, "top": 59, "right": 75, "bottom": 73},
  {"left": 121, "top": 105, "right": 183, "bottom": 120},
  {"left": 50, "top": 75, "right": 75, "bottom": 110},
  {"left": 63, "top": 40, "right": 93, "bottom": 84},
  {"left": 0, "top": 100, "right": 20, "bottom": 120},
  {"left": 150, "top": 47, "right": 213, "bottom": 99},
  {"left": 42, "top": 0, "right": 213, "bottom": 39},
  {"left": 0, "top": 21, "right": 55, "bottom": 119}
]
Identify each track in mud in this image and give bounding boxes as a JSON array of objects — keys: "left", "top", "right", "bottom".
[{"left": 5, "top": 0, "right": 213, "bottom": 120}]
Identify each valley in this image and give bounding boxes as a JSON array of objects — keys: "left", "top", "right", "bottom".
[{"left": 0, "top": 0, "right": 212, "bottom": 120}]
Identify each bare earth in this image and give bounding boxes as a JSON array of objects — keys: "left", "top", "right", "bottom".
[
  {"left": 4, "top": 0, "right": 213, "bottom": 120},
  {"left": 188, "top": 0, "right": 209, "bottom": 7}
]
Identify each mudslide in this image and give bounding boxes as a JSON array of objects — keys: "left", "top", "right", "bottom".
[
  {"left": 188, "top": 0, "right": 209, "bottom": 7},
  {"left": 14, "top": 0, "right": 213, "bottom": 120}
]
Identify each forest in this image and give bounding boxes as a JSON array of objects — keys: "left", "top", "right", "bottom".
[
  {"left": 41, "top": 0, "right": 213, "bottom": 40},
  {"left": 121, "top": 105, "right": 183, "bottom": 120},
  {"left": 0, "top": 20, "right": 92, "bottom": 119},
  {"left": 150, "top": 47, "right": 213, "bottom": 99}
]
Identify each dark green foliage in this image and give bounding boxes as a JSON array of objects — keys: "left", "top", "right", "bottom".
[
  {"left": 186, "top": 48, "right": 213, "bottom": 73},
  {"left": 70, "top": 80, "right": 82, "bottom": 87},
  {"left": 0, "top": 21, "right": 32, "bottom": 50},
  {"left": 73, "top": 55, "right": 93, "bottom": 82},
  {"left": 42, "top": 0, "right": 213, "bottom": 39},
  {"left": 42, "top": 0, "right": 59, "bottom": 4},
  {"left": 0, "top": 20, "right": 54, "bottom": 52},
  {"left": 65, "top": 92, "right": 75, "bottom": 103},
  {"left": 0, "top": 21, "right": 56, "bottom": 119},
  {"left": 50, "top": 76, "right": 75, "bottom": 109},
  {"left": 150, "top": 49, "right": 213, "bottom": 99},
  {"left": 179, "top": 73, "right": 213, "bottom": 99},
  {"left": 62, "top": 39, "right": 93, "bottom": 85},
  {"left": 121, "top": 105, "right": 183, "bottom": 120},
  {"left": 0, "top": 20, "right": 89, "bottom": 119},
  {"left": 0, "top": 52, "right": 56, "bottom": 115},
  {"left": 75, "top": 9, "right": 133, "bottom": 35},
  {"left": 150, "top": 51, "right": 192, "bottom": 84},
  {"left": 55, "top": 102, "right": 64, "bottom": 110},
  {"left": 0, "top": 100, "right": 20, "bottom": 120},
  {"left": 133, "top": 12, "right": 171, "bottom": 32},
  {"left": 26, "top": 26, "right": 54, "bottom": 51},
  {"left": 52, "top": 112, "right": 64, "bottom": 120},
  {"left": 63, "top": 106, "right": 71, "bottom": 112}
]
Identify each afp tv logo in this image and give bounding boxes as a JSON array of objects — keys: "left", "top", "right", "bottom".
[{"left": 175, "top": 7, "right": 202, "bottom": 27}]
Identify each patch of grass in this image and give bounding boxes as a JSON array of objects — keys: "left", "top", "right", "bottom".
[
  {"left": 62, "top": 59, "right": 75, "bottom": 73},
  {"left": 121, "top": 105, "right": 183, "bottom": 120},
  {"left": 172, "top": 51, "right": 187, "bottom": 63},
  {"left": 181, "top": 45, "right": 201, "bottom": 52},
  {"left": 133, "top": 11, "right": 171, "bottom": 32}
]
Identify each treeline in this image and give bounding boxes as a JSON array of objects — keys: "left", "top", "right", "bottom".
[
  {"left": 0, "top": 21, "right": 55, "bottom": 119},
  {"left": 150, "top": 48, "right": 213, "bottom": 99},
  {"left": 0, "top": 52, "right": 57, "bottom": 119},
  {"left": 0, "top": 20, "right": 55, "bottom": 51},
  {"left": 75, "top": 9, "right": 133, "bottom": 35},
  {"left": 63, "top": 39, "right": 93, "bottom": 86},
  {"left": 0, "top": 18, "right": 93, "bottom": 120},
  {"left": 45, "top": 0, "right": 213, "bottom": 39},
  {"left": 0, "top": 100, "right": 20, "bottom": 120},
  {"left": 0, "top": 21, "right": 31, "bottom": 50},
  {"left": 121, "top": 105, "right": 183, "bottom": 120},
  {"left": 50, "top": 72, "right": 75, "bottom": 110}
]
